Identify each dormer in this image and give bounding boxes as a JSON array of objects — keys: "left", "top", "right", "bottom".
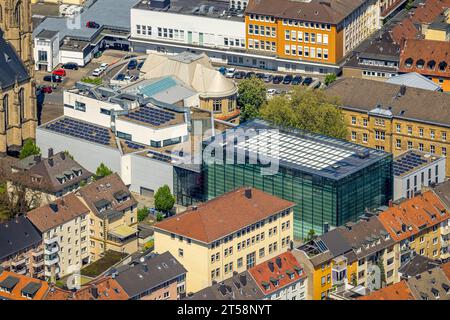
[
  {"left": 56, "top": 175, "right": 67, "bottom": 184},
  {"left": 405, "top": 57, "right": 413, "bottom": 68},
  {"left": 95, "top": 199, "right": 112, "bottom": 212}
]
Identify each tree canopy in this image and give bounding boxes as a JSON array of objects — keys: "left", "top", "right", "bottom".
[
  {"left": 19, "top": 139, "right": 41, "bottom": 159},
  {"left": 259, "top": 87, "right": 347, "bottom": 139},
  {"left": 154, "top": 185, "right": 175, "bottom": 213},
  {"left": 137, "top": 206, "right": 149, "bottom": 222},
  {"left": 324, "top": 73, "right": 337, "bottom": 86},
  {"left": 95, "top": 163, "right": 113, "bottom": 180},
  {"left": 237, "top": 78, "right": 267, "bottom": 121}
]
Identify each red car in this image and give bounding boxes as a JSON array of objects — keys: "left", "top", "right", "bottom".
[{"left": 52, "top": 69, "right": 66, "bottom": 77}]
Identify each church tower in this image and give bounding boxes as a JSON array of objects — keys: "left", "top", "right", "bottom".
[{"left": 0, "top": 0, "right": 37, "bottom": 156}]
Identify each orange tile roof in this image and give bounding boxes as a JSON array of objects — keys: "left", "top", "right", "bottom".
[
  {"left": 399, "top": 38, "right": 450, "bottom": 78},
  {"left": 441, "top": 261, "right": 450, "bottom": 281},
  {"left": 248, "top": 252, "right": 306, "bottom": 295},
  {"left": 389, "top": 18, "right": 420, "bottom": 44},
  {"left": 154, "top": 187, "right": 295, "bottom": 243},
  {"left": 0, "top": 270, "right": 49, "bottom": 300},
  {"left": 410, "top": 0, "right": 450, "bottom": 24},
  {"left": 378, "top": 191, "right": 450, "bottom": 242},
  {"left": 357, "top": 280, "right": 415, "bottom": 300},
  {"left": 44, "top": 277, "right": 129, "bottom": 300}
]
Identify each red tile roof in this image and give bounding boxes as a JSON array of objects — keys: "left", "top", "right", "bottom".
[
  {"left": 248, "top": 252, "right": 306, "bottom": 295},
  {"left": 441, "top": 261, "right": 450, "bottom": 281},
  {"left": 378, "top": 191, "right": 450, "bottom": 242},
  {"left": 0, "top": 270, "right": 49, "bottom": 300},
  {"left": 357, "top": 280, "right": 415, "bottom": 300},
  {"left": 399, "top": 38, "right": 450, "bottom": 78},
  {"left": 410, "top": 0, "right": 450, "bottom": 24},
  {"left": 154, "top": 187, "right": 295, "bottom": 243},
  {"left": 389, "top": 18, "right": 420, "bottom": 44}
]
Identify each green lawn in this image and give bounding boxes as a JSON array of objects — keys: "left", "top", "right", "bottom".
[{"left": 80, "top": 250, "right": 127, "bottom": 278}]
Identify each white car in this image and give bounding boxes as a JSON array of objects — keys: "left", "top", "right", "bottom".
[
  {"left": 91, "top": 68, "right": 103, "bottom": 77},
  {"left": 267, "top": 88, "right": 277, "bottom": 95},
  {"left": 225, "top": 68, "right": 236, "bottom": 78},
  {"left": 99, "top": 63, "right": 109, "bottom": 71},
  {"left": 124, "top": 75, "right": 134, "bottom": 81}
]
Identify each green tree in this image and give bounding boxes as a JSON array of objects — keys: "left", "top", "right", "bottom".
[
  {"left": 237, "top": 78, "right": 267, "bottom": 121},
  {"left": 304, "top": 229, "right": 316, "bottom": 242},
  {"left": 260, "top": 87, "right": 347, "bottom": 139},
  {"left": 154, "top": 185, "right": 175, "bottom": 213},
  {"left": 324, "top": 73, "right": 337, "bottom": 86},
  {"left": 94, "top": 163, "right": 113, "bottom": 180},
  {"left": 137, "top": 206, "right": 149, "bottom": 222},
  {"left": 19, "top": 139, "right": 41, "bottom": 159},
  {"left": 156, "top": 212, "right": 164, "bottom": 222},
  {"left": 81, "top": 77, "right": 102, "bottom": 85}
]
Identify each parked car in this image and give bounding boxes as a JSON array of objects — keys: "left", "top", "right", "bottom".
[
  {"left": 61, "top": 62, "right": 78, "bottom": 70},
  {"left": 233, "top": 71, "right": 246, "bottom": 79},
  {"left": 86, "top": 21, "right": 100, "bottom": 28},
  {"left": 302, "top": 77, "right": 313, "bottom": 86},
  {"left": 91, "top": 68, "right": 103, "bottom": 77},
  {"left": 272, "top": 75, "right": 284, "bottom": 84},
  {"left": 225, "top": 68, "right": 236, "bottom": 78},
  {"left": 43, "top": 75, "right": 62, "bottom": 83},
  {"left": 292, "top": 75, "right": 302, "bottom": 85},
  {"left": 99, "top": 63, "right": 109, "bottom": 71},
  {"left": 218, "top": 66, "right": 227, "bottom": 75},
  {"left": 256, "top": 73, "right": 265, "bottom": 79},
  {"left": 116, "top": 73, "right": 126, "bottom": 81},
  {"left": 127, "top": 59, "right": 138, "bottom": 70},
  {"left": 267, "top": 88, "right": 277, "bottom": 95},
  {"left": 245, "top": 71, "right": 256, "bottom": 79},
  {"left": 124, "top": 75, "right": 134, "bottom": 81},
  {"left": 263, "top": 74, "right": 273, "bottom": 83},
  {"left": 283, "top": 74, "right": 293, "bottom": 84},
  {"left": 52, "top": 69, "right": 66, "bottom": 77},
  {"left": 137, "top": 61, "right": 144, "bottom": 70},
  {"left": 312, "top": 80, "right": 322, "bottom": 89}
]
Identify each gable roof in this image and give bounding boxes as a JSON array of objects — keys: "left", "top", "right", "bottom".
[
  {"left": 430, "top": 180, "right": 450, "bottom": 208},
  {"left": 27, "top": 193, "right": 90, "bottom": 232},
  {"left": 357, "top": 280, "right": 415, "bottom": 300},
  {"left": 377, "top": 191, "right": 450, "bottom": 242},
  {"left": 0, "top": 30, "right": 30, "bottom": 90},
  {"left": 113, "top": 251, "right": 186, "bottom": 298},
  {"left": 78, "top": 173, "right": 137, "bottom": 219},
  {"left": 154, "top": 187, "right": 295, "bottom": 243},
  {"left": 0, "top": 216, "right": 42, "bottom": 260},
  {"left": 0, "top": 270, "right": 49, "bottom": 300},
  {"left": 407, "top": 267, "right": 450, "bottom": 300},
  {"left": 399, "top": 254, "right": 442, "bottom": 278}
]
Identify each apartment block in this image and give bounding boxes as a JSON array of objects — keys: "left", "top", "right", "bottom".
[
  {"left": 26, "top": 194, "right": 91, "bottom": 280},
  {"left": 77, "top": 173, "right": 139, "bottom": 262},
  {"left": 325, "top": 78, "right": 450, "bottom": 176},
  {"left": 0, "top": 216, "right": 44, "bottom": 279},
  {"left": 153, "top": 187, "right": 295, "bottom": 293}
]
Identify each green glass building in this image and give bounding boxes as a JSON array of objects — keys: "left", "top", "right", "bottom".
[{"left": 174, "top": 120, "right": 393, "bottom": 239}]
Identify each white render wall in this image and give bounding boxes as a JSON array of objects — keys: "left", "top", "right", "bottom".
[
  {"left": 34, "top": 36, "right": 60, "bottom": 72},
  {"left": 265, "top": 278, "right": 307, "bottom": 300},
  {"left": 393, "top": 156, "right": 446, "bottom": 200},
  {"left": 130, "top": 9, "right": 246, "bottom": 50}
]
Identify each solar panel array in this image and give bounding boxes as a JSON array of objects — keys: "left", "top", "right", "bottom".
[
  {"left": 393, "top": 152, "right": 428, "bottom": 176},
  {"left": 124, "top": 140, "right": 145, "bottom": 150},
  {"left": 147, "top": 150, "right": 172, "bottom": 163},
  {"left": 124, "top": 106, "right": 176, "bottom": 126},
  {"left": 139, "top": 77, "right": 177, "bottom": 97},
  {"left": 235, "top": 130, "right": 354, "bottom": 171},
  {"left": 45, "top": 118, "right": 111, "bottom": 145}
]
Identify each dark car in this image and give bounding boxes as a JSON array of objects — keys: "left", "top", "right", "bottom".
[
  {"left": 302, "top": 77, "right": 313, "bottom": 86},
  {"left": 86, "top": 21, "right": 100, "bottom": 28},
  {"left": 283, "top": 74, "right": 293, "bottom": 84},
  {"left": 272, "top": 75, "right": 284, "bottom": 84},
  {"left": 116, "top": 73, "right": 126, "bottom": 81},
  {"left": 256, "top": 73, "right": 265, "bottom": 79},
  {"left": 263, "top": 74, "right": 273, "bottom": 83},
  {"left": 61, "top": 62, "right": 78, "bottom": 70},
  {"left": 292, "top": 75, "right": 302, "bottom": 85},
  {"left": 43, "top": 75, "right": 62, "bottom": 83},
  {"left": 137, "top": 61, "right": 144, "bottom": 70},
  {"left": 127, "top": 59, "right": 138, "bottom": 70},
  {"left": 245, "top": 71, "right": 256, "bottom": 79},
  {"left": 233, "top": 71, "right": 246, "bottom": 79}
]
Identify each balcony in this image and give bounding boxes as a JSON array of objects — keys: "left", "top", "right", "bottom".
[
  {"left": 44, "top": 266, "right": 60, "bottom": 278},
  {"left": 11, "top": 255, "right": 27, "bottom": 267},
  {"left": 33, "top": 259, "right": 45, "bottom": 268},
  {"left": 44, "top": 236, "right": 58, "bottom": 245},
  {"left": 15, "top": 268, "right": 27, "bottom": 275},
  {"left": 31, "top": 247, "right": 44, "bottom": 258},
  {"left": 45, "top": 255, "right": 59, "bottom": 266},
  {"left": 44, "top": 244, "right": 59, "bottom": 255},
  {"left": 442, "top": 226, "right": 450, "bottom": 236}
]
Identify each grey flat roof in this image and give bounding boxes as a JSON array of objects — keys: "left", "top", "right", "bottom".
[
  {"left": 207, "top": 119, "right": 391, "bottom": 180},
  {"left": 33, "top": 0, "right": 139, "bottom": 42},
  {"left": 133, "top": 0, "right": 245, "bottom": 22},
  {"left": 36, "top": 30, "right": 58, "bottom": 39}
]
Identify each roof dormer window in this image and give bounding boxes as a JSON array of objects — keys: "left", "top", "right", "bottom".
[
  {"left": 416, "top": 59, "right": 425, "bottom": 69},
  {"left": 439, "top": 61, "right": 447, "bottom": 71},
  {"left": 405, "top": 58, "right": 413, "bottom": 68}
]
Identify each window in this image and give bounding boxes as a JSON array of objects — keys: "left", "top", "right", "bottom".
[
  {"left": 178, "top": 249, "right": 183, "bottom": 257},
  {"left": 363, "top": 133, "right": 368, "bottom": 143},
  {"left": 408, "top": 126, "right": 412, "bottom": 135},
  {"left": 396, "top": 123, "right": 401, "bottom": 133},
  {"left": 351, "top": 131, "right": 356, "bottom": 141},
  {"left": 442, "top": 132, "right": 447, "bottom": 141},
  {"left": 419, "top": 143, "right": 424, "bottom": 151},
  {"left": 431, "top": 145, "right": 435, "bottom": 154},
  {"left": 363, "top": 119, "right": 368, "bottom": 127},
  {"left": 396, "top": 139, "right": 401, "bottom": 149},
  {"left": 323, "top": 49, "right": 328, "bottom": 60},
  {"left": 430, "top": 130, "right": 435, "bottom": 139},
  {"left": 213, "top": 99, "right": 222, "bottom": 113},
  {"left": 408, "top": 141, "right": 413, "bottom": 149},
  {"left": 75, "top": 101, "right": 86, "bottom": 112},
  {"left": 419, "top": 128, "right": 424, "bottom": 137},
  {"left": 237, "top": 258, "right": 243, "bottom": 268}
]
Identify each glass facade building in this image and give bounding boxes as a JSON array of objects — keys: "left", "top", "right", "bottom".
[{"left": 175, "top": 120, "right": 393, "bottom": 239}]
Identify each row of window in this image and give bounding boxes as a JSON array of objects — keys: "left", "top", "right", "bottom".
[
  {"left": 284, "top": 31, "right": 329, "bottom": 45},
  {"left": 284, "top": 45, "right": 329, "bottom": 60}
]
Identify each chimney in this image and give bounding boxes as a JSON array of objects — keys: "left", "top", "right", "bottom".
[
  {"left": 388, "top": 199, "right": 393, "bottom": 207},
  {"left": 61, "top": 152, "right": 66, "bottom": 160},
  {"left": 244, "top": 188, "right": 252, "bottom": 199},
  {"left": 48, "top": 148, "right": 54, "bottom": 158},
  {"left": 48, "top": 158, "right": 54, "bottom": 167},
  {"left": 191, "top": 206, "right": 198, "bottom": 211},
  {"left": 91, "top": 286, "right": 99, "bottom": 299},
  {"left": 34, "top": 155, "right": 41, "bottom": 163},
  {"left": 276, "top": 257, "right": 282, "bottom": 269},
  {"left": 268, "top": 261, "right": 275, "bottom": 272}
]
